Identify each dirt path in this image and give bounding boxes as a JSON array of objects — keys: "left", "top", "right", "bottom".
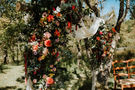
[{"left": 0, "top": 64, "right": 25, "bottom": 90}]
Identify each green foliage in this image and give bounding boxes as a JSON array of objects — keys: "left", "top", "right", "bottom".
[{"left": 0, "top": 0, "right": 26, "bottom": 63}]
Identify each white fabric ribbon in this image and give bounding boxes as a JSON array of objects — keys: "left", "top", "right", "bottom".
[{"left": 74, "top": 17, "right": 105, "bottom": 40}]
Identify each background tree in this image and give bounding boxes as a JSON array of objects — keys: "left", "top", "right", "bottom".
[{"left": 0, "top": 0, "right": 26, "bottom": 64}]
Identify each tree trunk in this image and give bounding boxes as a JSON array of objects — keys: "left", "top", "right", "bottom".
[
  {"left": 4, "top": 49, "right": 8, "bottom": 64},
  {"left": 91, "top": 70, "right": 98, "bottom": 90}
]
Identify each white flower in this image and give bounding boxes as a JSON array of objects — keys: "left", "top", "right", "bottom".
[
  {"left": 28, "top": 41, "right": 38, "bottom": 46},
  {"left": 54, "top": 6, "right": 61, "bottom": 14}
]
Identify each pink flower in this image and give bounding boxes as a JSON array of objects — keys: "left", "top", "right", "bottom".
[
  {"left": 55, "top": 38, "right": 59, "bottom": 43},
  {"left": 33, "top": 79, "right": 37, "bottom": 83},
  {"left": 42, "top": 12, "right": 47, "bottom": 18},
  {"left": 44, "top": 32, "right": 51, "bottom": 39},
  {"left": 43, "top": 74, "right": 46, "bottom": 79},
  {"left": 46, "top": 77, "right": 54, "bottom": 85},
  {"left": 32, "top": 44, "right": 38, "bottom": 51},
  {"left": 44, "top": 40, "right": 52, "bottom": 47},
  {"left": 108, "top": 33, "right": 112, "bottom": 37}
]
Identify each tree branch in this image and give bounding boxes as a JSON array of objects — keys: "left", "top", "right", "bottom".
[
  {"left": 84, "top": 0, "right": 100, "bottom": 17},
  {"left": 115, "top": 0, "right": 130, "bottom": 32}
]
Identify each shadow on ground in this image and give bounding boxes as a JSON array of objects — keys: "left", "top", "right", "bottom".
[{"left": 0, "top": 86, "right": 17, "bottom": 90}]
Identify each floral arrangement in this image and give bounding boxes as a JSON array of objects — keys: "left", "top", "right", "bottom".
[
  {"left": 24, "top": 0, "right": 91, "bottom": 89},
  {"left": 91, "top": 23, "right": 116, "bottom": 68}
]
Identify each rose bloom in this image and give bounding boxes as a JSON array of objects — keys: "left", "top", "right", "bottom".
[
  {"left": 67, "top": 21, "right": 71, "bottom": 29},
  {"left": 32, "top": 44, "right": 38, "bottom": 51},
  {"left": 44, "top": 32, "right": 51, "bottom": 39},
  {"left": 44, "top": 40, "right": 52, "bottom": 47},
  {"left": 99, "top": 31, "right": 103, "bottom": 35},
  {"left": 96, "top": 37, "right": 100, "bottom": 41},
  {"left": 33, "top": 79, "right": 37, "bottom": 83},
  {"left": 46, "top": 77, "right": 54, "bottom": 85}
]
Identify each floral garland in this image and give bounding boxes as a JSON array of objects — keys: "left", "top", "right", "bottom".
[
  {"left": 25, "top": 0, "right": 90, "bottom": 89},
  {"left": 91, "top": 22, "right": 116, "bottom": 68}
]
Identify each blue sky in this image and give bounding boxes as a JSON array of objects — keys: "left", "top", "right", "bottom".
[{"left": 101, "top": 0, "right": 130, "bottom": 20}]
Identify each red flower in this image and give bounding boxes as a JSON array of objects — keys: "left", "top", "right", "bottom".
[
  {"left": 72, "top": 5, "right": 75, "bottom": 10},
  {"left": 67, "top": 21, "right": 71, "bottom": 29},
  {"left": 44, "top": 40, "right": 52, "bottom": 47},
  {"left": 33, "top": 71, "right": 37, "bottom": 75},
  {"left": 96, "top": 37, "right": 100, "bottom": 41},
  {"left": 46, "top": 77, "right": 54, "bottom": 85},
  {"left": 47, "top": 15, "right": 54, "bottom": 22},
  {"left": 56, "top": 52, "right": 59, "bottom": 57},
  {"left": 112, "top": 28, "right": 116, "bottom": 33},
  {"left": 99, "top": 31, "right": 103, "bottom": 35},
  {"left": 54, "top": 29, "right": 60, "bottom": 37},
  {"left": 53, "top": 7, "right": 56, "bottom": 11}
]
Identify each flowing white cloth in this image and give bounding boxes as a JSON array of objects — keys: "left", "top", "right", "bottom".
[
  {"left": 26, "top": 77, "right": 33, "bottom": 90},
  {"left": 74, "top": 17, "right": 105, "bottom": 40}
]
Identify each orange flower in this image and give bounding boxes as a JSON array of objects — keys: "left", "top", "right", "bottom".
[
  {"left": 30, "top": 34, "right": 36, "bottom": 42},
  {"left": 56, "top": 12, "right": 61, "bottom": 17},
  {"left": 96, "top": 37, "right": 100, "bottom": 41},
  {"left": 46, "top": 77, "right": 54, "bottom": 85},
  {"left": 54, "top": 29, "right": 60, "bottom": 37},
  {"left": 38, "top": 55, "right": 45, "bottom": 61},
  {"left": 47, "top": 15, "right": 54, "bottom": 22},
  {"left": 44, "top": 40, "right": 52, "bottom": 47},
  {"left": 32, "top": 44, "right": 38, "bottom": 51},
  {"left": 112, "top": 28, "right": 116, "bottom": 33}
]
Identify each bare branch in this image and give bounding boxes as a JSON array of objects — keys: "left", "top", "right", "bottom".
[
  {"left": 129, "top": 8, "right": 135, "bottom": 19},
  {"left": 84, "top": 0, "right": 100, "bottom": 17}
]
